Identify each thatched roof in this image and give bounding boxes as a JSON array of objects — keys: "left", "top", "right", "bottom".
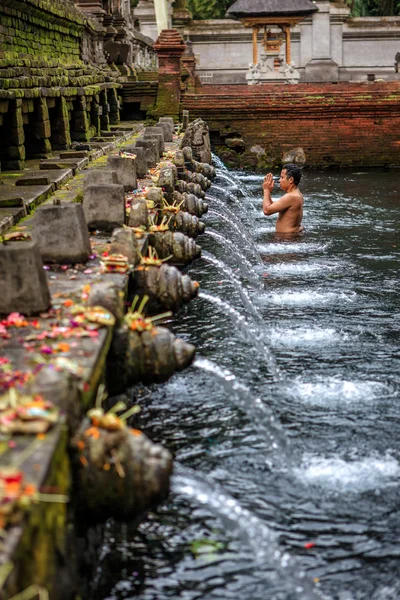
[{"left": 226, "top": 0, "right": 318, "bottom": 19}]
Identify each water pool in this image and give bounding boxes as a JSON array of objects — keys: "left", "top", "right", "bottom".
[{"left": 91, "top": 164, "right": 400, "bottom": 600}]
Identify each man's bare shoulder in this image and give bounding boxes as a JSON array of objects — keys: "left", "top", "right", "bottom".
[{"left": 282, "top": 189, "right": 303, "bottom": 206}]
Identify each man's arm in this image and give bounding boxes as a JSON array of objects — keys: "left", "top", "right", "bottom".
[
  {"left": 262, "top": 173, "right": 274, "bottom": 215},
  {"left": 264, "top": 193, "right": 293, "bottom": 216}
]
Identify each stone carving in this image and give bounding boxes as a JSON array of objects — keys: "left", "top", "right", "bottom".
[
  {"left": 395, "top": 52, "right": 400, "bottom": 73},
  {"left": 181, "top": 118, "right": 212, "bottom": 164},
  {"left": 246, "top": 62, "right": 261, "bottom": 85},
  {"left": 246, "top": 53, "right": 300, "bottom": 85}
]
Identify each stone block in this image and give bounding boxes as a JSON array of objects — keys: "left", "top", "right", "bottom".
[
  {"left": 128, "top": 198, "right": 148, "bottom": 229},
  {"left": 159, "top": 116, "right": 175, "bottom": 128},
  {"left": 84, "top": 169, "right": 119, "bottom": 188},
  {"left": 157, "top": 120, "right": 173, "bottom": 142},
  {"left": 144, "top": 127, "right": 165, "bottom": 153},
  {"left": 109, "top": 227, "right": 140, "bottom": 266},
  {"left": 32, "top": 202, "right": 92, "bottom": 264},
  {"left": 158, "top": 165, "right": 177, "bottom": 201},
  {"left": 134, "top": 139, "right": 159, "bottom": 167},
  {"left": 83, "top": 183, "right": 125, "bottom": 231},
  {"left": 0, "top": 240, "right": 51, "bottom": 316},
  {"left": 146, "top": 186, "right": 164, "bottom": 208},
  {"left": 107, "top": 155, "right": 137, "bottom": 192},
  {"left": 123, "top": 145, "right": 148, "bottom": 178}
]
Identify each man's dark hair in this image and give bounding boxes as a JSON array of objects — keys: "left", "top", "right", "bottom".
[{"left": 283, "top": 163, "right": 302, "bottom": 186}]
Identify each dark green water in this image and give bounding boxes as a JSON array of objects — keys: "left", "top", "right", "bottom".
[{"left": 91, "top": 165, "right": 400, "bottom": 600}]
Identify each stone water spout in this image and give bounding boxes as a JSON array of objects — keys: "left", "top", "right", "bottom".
[
  {"left": 71, "top": 412, "right": 172, "bottom": 524},
  {"left": 132, "top": 262, "right": 199, "bottom": 314},
  {"left": 149, "top": 230, "right": 201, "bottom": 265}
]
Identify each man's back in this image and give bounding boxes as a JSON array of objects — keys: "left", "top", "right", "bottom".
[{"left": 275, "top": 189, "right": 303, "bottom": 233}]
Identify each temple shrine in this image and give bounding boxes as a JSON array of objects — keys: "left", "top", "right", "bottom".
[{"left": 226, "top": 0, "right": 318, "bottom": 84}]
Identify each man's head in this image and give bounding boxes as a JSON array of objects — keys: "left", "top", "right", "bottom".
[{"left": 280, "top": 163, "right": 302, "bottom": 190}]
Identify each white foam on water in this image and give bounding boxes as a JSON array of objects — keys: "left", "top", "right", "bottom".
[
  {"left": 257, "top": 242, "right": 329, "bottom": 255},
  {"left": 259, "top": 290, "right": 356, "bottom": 307},
  {"left": 297, "top": 453, "right": 400, "bottom": 492},
  {"left": 293, "top": 377, "right": 389, "bottom": 406},
  {"left": 269, "top": 327, "right": 349, "bottom": 346},
  {"left": 264, "top": 262, "right": 340, "bottom": 276}
]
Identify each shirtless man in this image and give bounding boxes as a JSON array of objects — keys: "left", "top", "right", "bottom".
[{"left": 262, "top": 163, "right": 304, "bottom": 233}]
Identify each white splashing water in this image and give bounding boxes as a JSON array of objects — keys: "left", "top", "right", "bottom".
[
  {"left": 258, "top": 290, "right": 357, "bottom": 307},
  {"left": 297, "top": 453, "right": 400, "bottom": 492},
  {"left": 264, "top": 262, "right": 341, "bottom": 276},
  {"left": 257, "top": 243, "right": 329, "bottom": 255},
  {"left": 292, "top": 377, "right": 390, "bottom": 406},
  {"left": 269, "top": 327, "right": 350, "bottom": 346}
]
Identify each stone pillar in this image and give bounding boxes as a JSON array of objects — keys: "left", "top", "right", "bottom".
[
  {"left": 108, "top": 88, "right": 120, "bottom": 125},
  {"left": 252, "top": 27, "right": 259, "bottom": 65},
  {"left": 153, "top": 29, "right": 186, "bottom": 119},
  {"left": 304, "top": 0, "right": 339, "bottom": 82},
  {"left": 71, "top": 96, "right": 91, "bottom": 142},
  {"left": 50, "top": 97, "right": 71, "bottom": 150},
  {"left": 1, "top": 99, "right": 25, "bottom": 170},
  {"left": 31, "top": 98, "right": 52, "bottom": 156},
  {"left": 91, "top": 94, "right": 101, "bottom": 136},
  {"left": 100, "top": 90, "right": 110, "bottom": 131}
]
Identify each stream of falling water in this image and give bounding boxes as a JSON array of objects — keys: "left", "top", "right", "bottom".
[{"left": 92, "top": 158, "right": 400, "bottom": 600}]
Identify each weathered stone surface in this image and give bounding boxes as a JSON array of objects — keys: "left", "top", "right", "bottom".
[
  {"left": 15, "top": 169, "right": 73, "bottom": 190},
  {"left": 157, "top": 165, "right": 177, "bottom": 201},
  {"left": 123, "top": 145, "right": 148, "bottom": 178},
  {"left": 109, "top": 227, "right": 140, "bottom": 266},
  {"left": 107, "top": 155, "right": 137, "bottom": 191},
  {"left": 31, "top": 366, "right": 81, "bottom": 433},
  {"left": 0, "top": 184, "right": 53, "bottom": 209},
  {"left": 87, "top": 281, "right": 125, "bottom": 322},
  {"left": 135, "top": 138, "right": 160, "bottom": 166},
  {"left": 83, "top": 184, "right": 125, "bottom": 231},
  {"left": 282, "top": 147, "right": 307, "bottom": 166},
  {"left": 39, "top": 157, "right": 89, "bottom": 173},
  {"left": 156, "top": 120, "right": 173, "bottom": 142},
  {"left": 146, "top": 187, "right": 164, "bottom": 208},
  {"left": 71, "top": 418, "right": 172, "bottom": 524},
  {"left": 32, "top": 203, "right": 91, "bottom": 264},
  {"left": 181, "top": 118, "right": 212, "bottom": 164},
  {"left": 132, "top": 263, "right": 199, "bottom": 314},
  {"left": 128, "top": 198, "right": 148, "bottom": 229},
  {"left": 144, "top": 126, "right": 165, "bottom": 153},
  {"left": 149, "top": 230, "right": 201, "bottom": 265},
  {"left": 0, "top": 240, "right": 51, "bottom": 316},
  {"left": 84, "top": 169, "right": 119, "bottom": 188}
]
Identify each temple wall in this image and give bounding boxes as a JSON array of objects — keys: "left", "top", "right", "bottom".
[
  {"left": 182, "top": 82, "right": 400, "bottom": 169},
  {"left": 178, "top": 2, "right": 400, "bottom": 84},
  {"left": 0, "top": 0, "right": 122, "bottom": 170}
]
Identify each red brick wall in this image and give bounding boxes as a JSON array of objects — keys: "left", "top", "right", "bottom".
[{"left": 182, "top": 82, "right": 400, "bottom": 169}]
